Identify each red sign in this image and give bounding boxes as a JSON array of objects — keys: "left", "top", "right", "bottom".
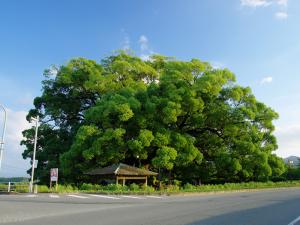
[{"left": 50, "top": 168, "right": 58, "bottom": 182}]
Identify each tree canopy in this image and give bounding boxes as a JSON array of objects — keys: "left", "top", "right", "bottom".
[{"left": 21, "top": 52, "right": 286, "bottom": 184}]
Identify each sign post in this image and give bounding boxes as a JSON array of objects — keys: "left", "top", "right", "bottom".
[
  {"left": 50, "top": 168, "right": 58, "bottom": 192},
  {"left": 34, "top": 160, "right": 38, "bottom": 168}
]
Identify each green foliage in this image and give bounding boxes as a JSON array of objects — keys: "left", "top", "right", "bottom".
[
  {"left": 35, "top": 181, "right": 300, "bottom": 194},
  {"left": 102, "top": 184, "right": 128, "bottom": 192},
  {"left": 21, "top": 51, "right": 285, "bottom": 184},
  {"left": 285, "top": 163, "right": 300, "bottom": 180},
  {"left": 179, "top": 181, "right": 300, "bottom": 192},
  {"left": 80, "top": 183, "right": 100, "bottom": 191},
  {"left": 152, "top": 147, "right": 177, "bottom": 170},
  {"left": 0, "top": 182, "right": 30, "bottom": 193},
  {"left": 38, "top": 185, "right": 51, "bottom": 193},
  {"left": 55, "top": 185, "right": 78, "bottom": 193},
  {"left": 129, "top": 183, "right": 140, "bottom": 191}
]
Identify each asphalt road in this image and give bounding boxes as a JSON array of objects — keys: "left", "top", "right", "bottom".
[{"left": 1, "top": 188, "right": 300, "bottom": 225}]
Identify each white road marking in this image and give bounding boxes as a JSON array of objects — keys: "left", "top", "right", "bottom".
[
  {"left": 89, "top": 194, "right": 120, "bottom": 200},
  {"left": 49, "top": 194, "right": 60, "bottom": 198},
  {"left": 121, "top": 195, "right": 144, "bottom": 199},
  {"left": 288, "top": 216, "right": 300, "bottom": 225},
  {"left": 67, "top": 194, "right": 89, "bottom": 199},
  {"left": 146, "top": 195, "right": 163, "bottom": 199},
  {"left": 25, "top": 194, "right": 37, "bottom": 198}
]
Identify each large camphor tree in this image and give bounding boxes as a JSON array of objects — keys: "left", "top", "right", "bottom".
[{"left": 21, "top": 52, "right": 286, "bottom": 184}]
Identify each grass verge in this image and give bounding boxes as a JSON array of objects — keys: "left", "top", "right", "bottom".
[{"left": 35, "top": 180, "right": 300, "bottom": 195}]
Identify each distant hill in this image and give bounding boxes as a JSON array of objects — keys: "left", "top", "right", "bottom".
[
  {"left": 284, "top": 156, "right": 300, "bottom": 167},
  {"left": 0, "top": 177, "right": 29, "bottom": 183}
]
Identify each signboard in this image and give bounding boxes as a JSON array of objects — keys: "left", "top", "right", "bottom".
[
  {"left": 50, "top": 168, "right": 58, "bottom": 182},
  {"left": 34, "top": 160, "right": 38, "bottom": 168}
]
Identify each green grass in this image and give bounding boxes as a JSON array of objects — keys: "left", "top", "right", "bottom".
[
  {"left": 0, "top": 182, "right": 30, "bottom": 193},
  {"left": 179, "top": 181, "right": 300, "bottom": 193},
  {"left": 37, "top": 184, "right": 78, "bottom": 193},
  {"left": 3, "top": 180, "right": 300, "bottom": 194},
  {"left": 34, "top": 180, "right": 300, "bottom": 194}
]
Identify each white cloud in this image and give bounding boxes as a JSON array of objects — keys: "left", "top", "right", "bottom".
[
  {"left": 241, "top": 0, "right": 271, "bottom": 7},
  {"left": 120, "top": 29, "right": 130, "bottom": 50},
  {"left": 122, "top": 35, "right": 130, "bottom": 50},
  {"left": 276, "top": 0, "right": 288, "bottom": 6},
  {"left": 138, "top": 35, "right": 155, "bottom": 61},
  {"left": 241, "top": 0, "right": 289, "bottom": 19},
  {"left": 49, "top": 66, "right": 58, "bottom": 77},
  {"left": 0, "top": 109, "right": 31, "bottom": 177},
  {"left": 140, "top": 54, "right": 151, "bottom": 61},
  {"left": 275, "top": 11, "right": 288, "bottom": 19},
  {"left": 211, "top": 61, "right": 226, "bottom": 69},
  {"left": 275, "top": 125, "right": 300, "bottom": 157},
  {"left": 260, "top": 76, "right": 273, "bottom": 84},
  {"left": 241, "top": 0, "right": 288, "bottom": 7},
  {"left": 138, "top": 35, "right": 149, "bottom": 52}
]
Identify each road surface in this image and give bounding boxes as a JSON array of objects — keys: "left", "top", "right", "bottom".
[{"left": 0, "top": 188, "right": 300, "bottom": 225}]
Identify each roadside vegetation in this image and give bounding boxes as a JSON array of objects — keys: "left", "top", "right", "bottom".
[
  {"left": 0, "top": 182, "right": 29, "bottom": 193},
  {"left": 33, "top": 180, "right": 300, "bottom": 194}
]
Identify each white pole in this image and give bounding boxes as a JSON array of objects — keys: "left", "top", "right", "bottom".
[
  {"left": 0, "top": 104, "right": 7, "bottom": 171},
  {"left": 30, "top": 116, "right": 39, "bottom": 193}
]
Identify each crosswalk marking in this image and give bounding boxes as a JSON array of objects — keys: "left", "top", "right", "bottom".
[
  {"left": 89, "top": 194, "right": 120, "bottom": 200},
  {"left": 20, "top": 194, "right": 165, "bottom": 200},
  {"left": 121, "top": 195, "right": 144, "bottom": 199},
  {"left": 49, "top": 194, "right": 60, "bottom": 198},
  {"left": 67, "top": 194, "right": 89, "bottom": 199}
]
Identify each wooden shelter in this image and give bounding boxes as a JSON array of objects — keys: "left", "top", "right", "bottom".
[{"left": 85, "top": 163, "right": 158, "bottom": 186}]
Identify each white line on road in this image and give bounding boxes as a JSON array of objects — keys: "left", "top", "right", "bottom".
[
  {"left": 89, "top": 194, "right": 120, "bottom": 200},
  {"left": 121, "top": 195, "right": 144, "bottom": 199},
  {"left": 49, "top": 194, "right": 60, "bottom": 198},
  {"left": 288, "top": 216, "right": 300, "bottom": 225},
  {"left": 67, "top": 194, "right": 89, "bottom": 199},
  {"left": 146, "top": 195, "right": 164, "bottom": 199},
  {"left": 25, "top": 195, "right": 37, "bottom": 198}
]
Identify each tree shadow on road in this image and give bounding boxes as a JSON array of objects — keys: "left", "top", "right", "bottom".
[{"left": 188, "top": 197, "right": 300, "bottom": 225}]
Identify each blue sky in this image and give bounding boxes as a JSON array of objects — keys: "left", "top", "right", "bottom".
[{"left": 0, "top": 0, "right": 299, "bottom": 177}]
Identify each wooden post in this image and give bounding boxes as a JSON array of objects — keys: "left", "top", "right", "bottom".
[
  {"left": 116, "top": 176, "right": 118, "bottom": 185},
  {"left": 145, "top": 177, "right": 148, "bottom": 186},
  {"left": 122, "top": 178, "right": 125, "bottom": 186}
]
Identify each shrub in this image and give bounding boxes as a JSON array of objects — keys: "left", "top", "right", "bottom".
[
  {"left": 55, "top": 184, "right": 78, "bottom": 193},
  {"left": 80, "top": 183, "right": 102, "bottom": 191},
  {"left": 102, "top": 184, "right": 128, "bottom": 192},
  {"left": 15, "top": 183, "right": 30, "bottom": 193},
  {"left": 38, "top": 185, "right": 50, "bottom": 193},
  {"left": 80, "top": 183, "right": 94, "bottom": 191},
  {"left": 141, "top": 185, "right": 155, "bottom": 193},
  {"left": 183, "top": 183, "right": 196, "bottom": 191},
  {"left": 129, "top": 183, "right": 140, "bottom": 191},
  {"left": 165, "top": 185, "right": 180, "bottom": 192},
  {"left": 173, "top": 180, "right": 182, "bottom": 186}
]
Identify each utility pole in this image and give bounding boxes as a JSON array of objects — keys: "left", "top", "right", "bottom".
[
  {"left": 0, "top": 104, "right": 7, "bottom": 171},
  {"left": 30, "top": 115, "right": 39, "bottom": 193}
]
